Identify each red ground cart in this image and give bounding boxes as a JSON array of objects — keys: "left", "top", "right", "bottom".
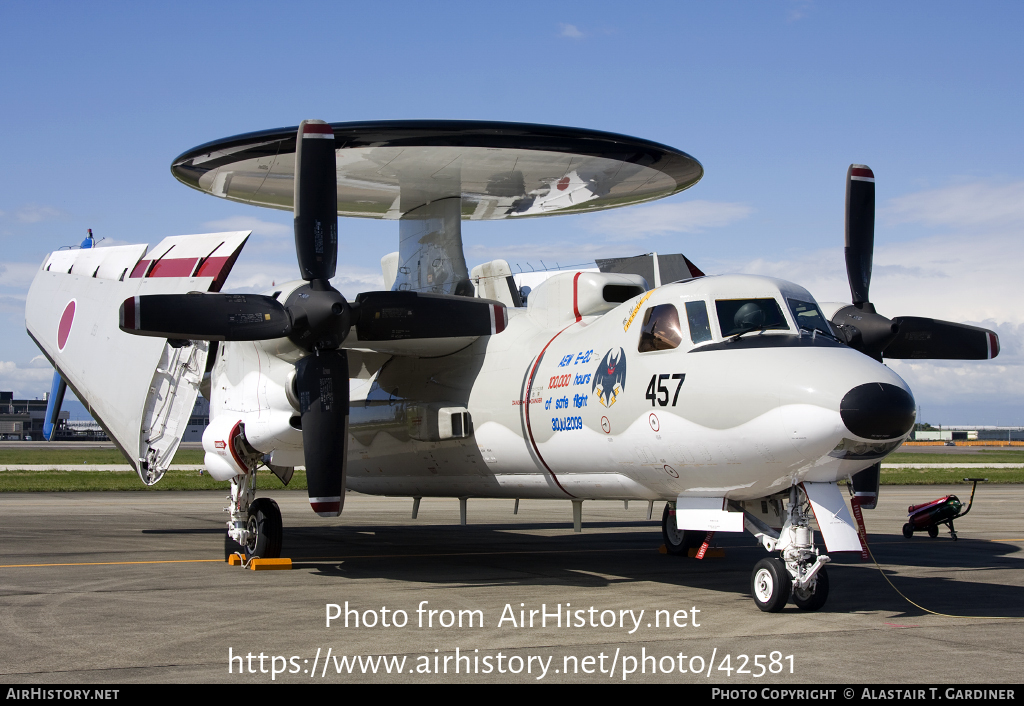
[{"left": 902, "top": 478, "right": 986, "bottom": 541}]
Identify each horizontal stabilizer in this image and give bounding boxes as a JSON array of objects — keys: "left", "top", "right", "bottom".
[{"left": 597, "top": 252, "right": 704, "bottom": 288}]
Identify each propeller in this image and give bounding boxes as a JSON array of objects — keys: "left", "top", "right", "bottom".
[
  {"left": 119, "top": 120, "right": 507, "bottom": 516},
  {"left": 830, "top": 164, "right": 1000, "bottom": 362}
]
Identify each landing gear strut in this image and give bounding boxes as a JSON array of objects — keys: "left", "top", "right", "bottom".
[
  {"left": 225, "top": 470, "right": 284, "bottom": 561},
  {"left": 748, "top": 485, "right": 830, "bottom": 612}
]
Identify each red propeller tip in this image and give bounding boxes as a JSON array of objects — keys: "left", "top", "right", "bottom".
[
  {"left": 301, "top": 121, "right": 334, "bottom": 138},
  {"left": 850, "top": 165, "right": 875, "bottom": 181}
]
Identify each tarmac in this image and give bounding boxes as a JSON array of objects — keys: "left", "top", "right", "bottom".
[{"left": 1, "top": 482, "right": 1023, "bottom": 684}]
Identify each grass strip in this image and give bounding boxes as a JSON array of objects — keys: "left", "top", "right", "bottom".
[
  {"left": 0, "top": 467, "right": 1020, "bottom": 492},
  {"left": 880, "top": 467, "right": 1024, "bottom": 484},
  {"left": 888, "top": 451, "right": 1024, "bottom": 464},
  {"left": 0, "top": 449, "right": 206, "bottom": 465},
  {"left": 0, "top": 469, "right": 308, "bottom": 492}
]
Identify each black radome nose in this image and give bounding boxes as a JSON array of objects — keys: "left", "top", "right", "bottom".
[{"left": 840, "top": 383, "right": 916, "bottom": 440}]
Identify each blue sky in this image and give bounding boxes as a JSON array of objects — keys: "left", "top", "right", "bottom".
[{"left": 1, "top": 1, "right": 1022, "bottom": 424}]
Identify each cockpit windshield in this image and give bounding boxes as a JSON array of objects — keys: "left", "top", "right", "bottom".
[
  {"left": 787, "top": 299, "right": 832, "bottom": 336},
  {"left": 715, "top": 298, "right": 789, "bottom": 337}
]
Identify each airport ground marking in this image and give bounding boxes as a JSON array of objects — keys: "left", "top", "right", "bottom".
[{"left": 0, "top": 558, "right": 222, "bottom": 569}]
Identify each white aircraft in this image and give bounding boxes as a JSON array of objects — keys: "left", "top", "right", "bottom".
[{"left": 25, "top": 121, "right": 999, "bottom": 612}]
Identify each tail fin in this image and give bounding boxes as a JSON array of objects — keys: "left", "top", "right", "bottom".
[{"left": 42, "top": 372, "right": 66, "bottom": 441}]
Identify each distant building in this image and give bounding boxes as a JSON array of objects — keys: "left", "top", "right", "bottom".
[
  {"left": 0, "top": 391, "right": 68, "bottom": 440},
  {"left": 183, "top": 395, "right": 210, "bottom": 442},
  {"left": 0, "top": 390, "right": 209, "bottom": 442},
  {"left": 913, "top": 427, "right": 1024, "bottom": 442}
]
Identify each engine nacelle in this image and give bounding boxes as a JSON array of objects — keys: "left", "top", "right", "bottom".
[{"left": 202, "top": 416, "right": 250, "bottom": 481}]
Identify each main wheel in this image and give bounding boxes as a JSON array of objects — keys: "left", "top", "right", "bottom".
[
  {"left": 927, "top": 524, "right": 939, "bottom": 538},
  {"left": 751, "top": 558, "right": 791, "bottom": 612},
  {"left": 793, "top": 567, "right": 830, "bottom": 611},
  {"left": 224, "top": 533, "right": 245, "bottom": 562},
  {"left": 662, "top": 503, "right": 698, "bottom": 556},
  {"left": 245, "top": 498, "right": 283, "bottom": 559},
  {"left": 902, "top": 523, "right": 914, "bottom": 538}
]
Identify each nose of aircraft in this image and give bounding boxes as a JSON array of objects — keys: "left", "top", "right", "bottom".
[{"left": 840, "top": 382, "right": 916, "bottom": 440}]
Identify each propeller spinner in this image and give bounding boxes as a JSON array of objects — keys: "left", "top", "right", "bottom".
[
  {"left": 830, "top": 165, "right": 999, "bottom": 362},
  {"left": 120, "top": 120, "right": 508, "bottom": 517}
]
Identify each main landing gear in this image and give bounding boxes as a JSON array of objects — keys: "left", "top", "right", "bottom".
[
  {"left": 661, "top": 503, "right": 702, "bottom": 556},
  {"left": 225, "top": 470, "right": 284, "bottom": 561},
  {"left": 746, "top": 485, "right": 830, "bottom": 613}
]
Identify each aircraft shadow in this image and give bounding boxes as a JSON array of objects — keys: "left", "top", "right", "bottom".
[{"left": 271, "top": 522, "right": 1024, "bottom": 618}]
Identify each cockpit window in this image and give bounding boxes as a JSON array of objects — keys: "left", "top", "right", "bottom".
[
  {"left": 685, "top": 301, "right": 712, "bottom": 344},
  {"left": 638, "top": 304, "right": 684, "bottom": 352},
  {"left": 787, "top": 299, "right": 832, "bottom": 336},
  {"left": 715, "top": 298, "right": 789, "bottom": 337}
]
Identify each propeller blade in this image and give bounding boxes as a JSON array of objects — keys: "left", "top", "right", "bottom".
[
  {"left": 295, "top": 349, "right": 349, "bottom": 517},
  {"left": 845, "top": 164, "right": 876, "bottom": 309},
  {"left": 354, "top": 291, "right": 508, "bottom": 341},
  {"left": 294, "top": 120, "right": 338, "bottom": 281},
  {"left": 119, "top": 293, "right": 290, "bottom": 340},
  {"left": 885, "top": 317, "right": 1000, "bottom": 360}
]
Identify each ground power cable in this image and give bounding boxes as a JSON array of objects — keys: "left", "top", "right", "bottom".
[{"left": 858, "top": 516, "right": 1024, "bottom": 620}]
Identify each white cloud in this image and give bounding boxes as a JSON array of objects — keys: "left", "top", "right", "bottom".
[
  {"left": 887, "top": 321, "right": 1024, "bottom": 410},
  {"left": 0, "top": 262, "right": 41, "bottom": 288},
  {"left": 559, "top": 23, "right": 583, "bottom": 39},
  {"left": 467, "top": 240, "right": 643, "bottom": 269},
  {"left": 0, "top": 360, "right": 55, "bottom": 398},
  {"left": 882, "top": 181, "right": 1024, "bottom": 229},
  {"left": 0, "top": 294, "right": 27, "bottom": 313},
  {"left": 222, "top": 261, "right": 382, "bottom": 299},
  {"left": 590, "top": 201, "right": 753, "bottom": 241},
  {"left": 717, "top": 215, "right": 1024, "bottom": 329},
  {"left": 15, "top": 204, "right": 68, "bottom": 223},
  {"left": 713, "top": 180, "right": 1024, "bottom": 424},
  {"left": 202, "top": 215, "right": 292, "bottom": 238},
  {"left": 788, "top": 0, "right": 815, "bottom": 22}
]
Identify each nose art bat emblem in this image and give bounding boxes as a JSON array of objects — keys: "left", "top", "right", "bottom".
[{"left": 592, "top": 347, "right": 626, "bottom": 408}]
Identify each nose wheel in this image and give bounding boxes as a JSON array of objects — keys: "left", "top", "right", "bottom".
[
  {"left": 792, "top": 567, "right": 829, "bottom": 611},
  {"left": 751, "top": 558, "right": 791, "bottom": 612}
]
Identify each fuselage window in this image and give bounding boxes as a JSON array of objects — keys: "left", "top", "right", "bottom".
[
  {"left": 715, "top": 298, "right": 789, "bottom": 337},
  {"left": 639, "top": 304, "right": 684, "bottom": 352},
  {"left": 684, "top": 300, "right": 713, "bottom": 344},
  {"left": 787, "top": 298, "right": 833, "bottom": 336}
]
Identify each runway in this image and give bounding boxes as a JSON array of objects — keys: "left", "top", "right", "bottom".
[{"left": 1, "top": 485, "right": 1022, "bottom": 684}]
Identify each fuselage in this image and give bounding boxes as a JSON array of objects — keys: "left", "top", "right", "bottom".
[{"left": 206, "top": 272, "right": 915, "bottom": 503}]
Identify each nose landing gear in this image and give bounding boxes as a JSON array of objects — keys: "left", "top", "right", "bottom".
[{"left": 747, "top": 485, "right": 831, "bottom": 612}]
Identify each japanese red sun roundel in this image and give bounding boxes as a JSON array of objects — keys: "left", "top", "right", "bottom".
[{"left": 57, "top": 300, "right": 76, "bottom": 350}]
